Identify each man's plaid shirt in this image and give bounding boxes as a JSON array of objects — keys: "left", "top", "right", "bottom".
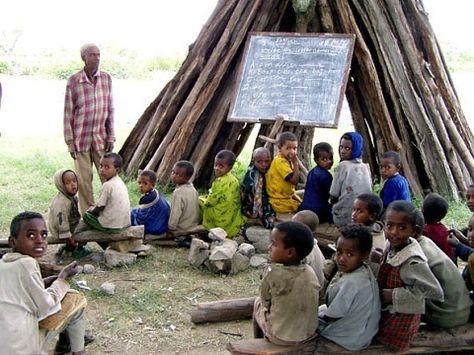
[{"left": 63, "top": 69, "right": 114, "bottom": 152}]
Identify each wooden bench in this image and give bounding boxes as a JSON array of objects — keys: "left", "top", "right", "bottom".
[
  {"left": 0, "top": 225, "right": 144, "bottom": 248},
  {"left": 227, "top": 323, "right": 474, "bottom": 354}
]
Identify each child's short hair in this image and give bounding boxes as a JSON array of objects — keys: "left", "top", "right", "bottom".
[
  {"left": 10, "top": 211, "right": 44, "bottom": 238},
  {"left": 422, "top": 193, "right": 448, "bottom": 224},
  {"left": 275, "top": 221, "right": 314, "bottom": 261},
  {"left": 174, "top": 160, "right": 194, "bottom": 179},
  {"left": 382, "top": 151, "right": 401, "bottom": 166},
  {"left": 215, "top": 150, "right": 236, "bottom": 167},
  {"left": 277, "top": 132, "right": 297, "bottom": 147},
  {"left": 103, "top": 152, "right": 123, "bottom": 169},
  {"left": 313, "top": 142, "right": 332, "bottom": 160},
  {"left": 140, "top": 170, "right": 157, "bottom": 184},
  {"left": 385, "top": 200, "right": 417, "bottom": 226},
  {"left": 252, "top": 147, "right": 271, "bottom": 159},
  {"left": 356, "top": 193, "right": 383, "bottom": 220},
  {"left": 413, "top": 208, "right": 425, "bottom": 236},
  {"left": 292, "top": 210, "right": 319, "bottom": 233},
  {"left": 338, "top": 223, "right": 373, "bottom": 255}
]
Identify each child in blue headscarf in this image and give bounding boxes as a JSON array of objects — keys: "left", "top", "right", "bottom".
[{"left": 329, "top": 132, "right": 372, "bottom": 226}]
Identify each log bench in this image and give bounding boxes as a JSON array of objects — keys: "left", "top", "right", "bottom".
[
  {"left": 145, "top": 225, "right": 207, "bottom": 247},
  {"left": 0, "top": 225, "right": 144, "bottom": 248},
  {"left": 227, "top": 323, "right": 474, "bottom": 354}
]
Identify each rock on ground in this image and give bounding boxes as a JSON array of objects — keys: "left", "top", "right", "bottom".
[
  {"left": 104, "top": 248, "right": 137, "bottom": 267},
  {"left": 100, "top": 282, "right": 116, "bottom": 295},
  {"left": 245, "top": 226, "right": 271, "bottom": 253},
  {"left": 250, "top": 254, "right": 269, "bottom": 268},
  {"left": 237, "top": 243, "right": 255, "bottom": 258},
  {"left": 188, "top": 239, "right": 210, "bottom": 267}
]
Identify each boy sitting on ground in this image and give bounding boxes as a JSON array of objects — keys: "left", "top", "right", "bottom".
[
  {"left": 253, "top": 221, "right": 319, "bottom": 345},
  {"left": 200, "top": 150, "right": 245, "bottom": 238},
  {"left": 241, "top": 147, "right": 276, "bottom": 229},
  {"left": 0, "top": 212, "right": 88, "bottom": 354},
  {"left": 299, "top": 142, "right": 334, "bottom": 223},
  {"left": 168, "top": 160, "right": 200, "bottom": 236},
  {"left": 318, "top": 224, "right": 381, "bottom": 351},
  {"left": 292, "top": 210, "right": 326, "bottom": 296},
  {"left": 131, "top": 170, "right": 170, "bottom": 235},
  {"left": 48, "top": 168, "right": 90, "bottom": 259},
  {"left": 82, "top": 152, "right": 131, "bottom": 233}
]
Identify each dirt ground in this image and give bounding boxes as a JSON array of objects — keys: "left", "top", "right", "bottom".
[{"left": 40, "top": 243, "right": 260, "bottom": 355}]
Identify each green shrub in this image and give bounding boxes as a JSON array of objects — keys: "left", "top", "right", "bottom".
[
  {"left": 148, "top": 56, "right": 183, "bottom": 72},
  {"left": 0, "top": 60, "right": 10, "bottom": 74}
]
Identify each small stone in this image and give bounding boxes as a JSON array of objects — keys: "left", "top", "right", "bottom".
[
  {"left": 82, "top": 264, "right": 95, "bottom": 274},
  {"left": 250, "top": 254, "right": 269, "bottom": 268},
  {"left": 237, "top": 243, "right": 255, "bottom": 258},
  {"left": 208, "top": 227, "right": 227, "bottom": 242},
  {"left": 100, "top": 282, "right": 116, "bottom": 295},
  {"left": 245, "top": 226, "right": 271, "bottom": 253},
  {"left": 188, "top": 238, "right": 210, "bottom": 267},
  {"left": 75, "top": 265, "right": 84, "bottom": 274},
  {"left": 209, "top": 239, "right": 238, "bottom": 261},
  {"left": 231, "top": 253, "right": 250, "bottom": 274},
  {"left": 104, "top": 248, "right": 137, "bottom": 267}
]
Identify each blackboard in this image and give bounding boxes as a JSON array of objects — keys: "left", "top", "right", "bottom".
[{"left": 228, "top": 33, "right": 355, "bottom": 127}]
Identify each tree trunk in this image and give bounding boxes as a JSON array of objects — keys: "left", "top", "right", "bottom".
[{"left": 119, "top": 0, "right": 473, "bottom": 200}]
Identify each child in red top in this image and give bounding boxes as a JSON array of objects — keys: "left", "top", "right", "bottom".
[{"left": 422, "top": 193, "right": 454, "bottom": 262}]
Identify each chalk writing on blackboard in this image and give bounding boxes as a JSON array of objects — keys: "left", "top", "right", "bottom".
[{"left": 228, "top": 33, "right": 355, "bottom": 127}]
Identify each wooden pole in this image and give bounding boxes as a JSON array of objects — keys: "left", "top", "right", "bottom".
[{"left": 190, "top": 297, "right": 256, "bottom": 324}]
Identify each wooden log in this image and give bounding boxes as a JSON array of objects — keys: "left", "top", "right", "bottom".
[
  {"left": 227, "top": 338, "right": 316, "bottom": 355},
  {"left": 227, "top": 323, "right": 474, "bottom": 354},
  {"left": 190, "top": 297, "right": 256, "bottom": 324},
  {"left": 72, "top": 226, "right": 144, "bottom": 243}
]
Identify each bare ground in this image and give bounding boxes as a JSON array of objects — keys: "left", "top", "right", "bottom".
[{"left": 42, "top": 243, "right": 259, "bottom": 354}]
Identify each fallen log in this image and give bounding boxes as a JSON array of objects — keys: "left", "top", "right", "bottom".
[
  {"left": 191, "top": 297, "right": 256, "bottom": 324},
  {"left": 43, "top": 225, "right": 145, "bottom": 245},
  {"left": 227, "top": 323, "right": 474, "bottom": 354}
]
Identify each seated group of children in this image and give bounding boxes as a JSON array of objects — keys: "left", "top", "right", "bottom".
[
  {"left": 254, "top": 197, "right": 473, "bottom": 351},
  {"left": 247, "top": 131, "right": 474, "bottom": 351}
]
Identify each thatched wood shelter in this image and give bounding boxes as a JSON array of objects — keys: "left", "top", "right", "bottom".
[{"left": 119, "top": 0, "right": 473, "bottom": 200}]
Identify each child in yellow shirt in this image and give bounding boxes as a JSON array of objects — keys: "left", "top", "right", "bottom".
[{"left": 266, "top": 132, "right": 301, "bottom": 213}]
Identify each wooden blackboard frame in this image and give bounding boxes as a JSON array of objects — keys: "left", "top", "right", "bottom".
[{"left": 228, "top": 32, "right": 355, "bottom": 128}]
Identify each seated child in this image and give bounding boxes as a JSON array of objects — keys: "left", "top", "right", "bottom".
[
  {"left": 47, "top": 169, "right": 87, "bottom": 258},
  {"left": 200, "top": 150, "right": 245, "bottom": 238},
  {"left": 412, "top": 209, "right": 471, "bottom": 328},
  {"left": 448, "top": 215, "right": 474, "bottom": 301},
  {"left": 377, "top": 201, "right": 443, "bottom": 351},
  {"left": 82, "top": 152, "right": 131, "bottom": 233},
  {"left": 168, "top": 160, "right": 200, "bottom": 235},
  {"left": 318, "top": 224, "right": 381, "bottom": 351},
  {"left": 352, "top": 193, "right": 385, "bottom": 251},
  {"left": 299, "top": 142, "right": 333, "bottom": 223},
  {"left": 330, "top": 132, "right": 372, "bottom": 227},
  {"left": 253, "top": 221, "right": 319, "bottom": 345},
  {"left": 266, "top": 132, "right": 302, "bottom": 214},
  {"left": 131, "top": 170, "right": 170, "bottom": 235},
  {"left": 241, "top": 147, "right": 276, "bottom": 229},
  {"left": 292, "top": 210, "right": 326, "bottom": 296},
  {"left": 379, "top": 151, "right": 411, "bottom": 210},
  {"left": 325, "top": 193, "right": 384, "bottom": 285},
  {"left": 0, "top": 212, "right": 87, "bottom": 354},
  {"left": 422, "top": 193, "right": 455, "bottom": 262}
]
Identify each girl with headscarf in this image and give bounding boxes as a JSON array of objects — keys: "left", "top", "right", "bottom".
[{"left": 329, "top": 132, "right": 372, "bottom": 226}]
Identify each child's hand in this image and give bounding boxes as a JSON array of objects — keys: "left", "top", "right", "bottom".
[
  {"left": 381, "top": 289, "right": 393, "bottom": 305},
  {"left": 58, "top": 261, "right": 80, "bottom": 280}
]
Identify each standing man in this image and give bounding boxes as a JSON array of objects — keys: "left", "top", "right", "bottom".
[{"left": 64, "top": 43, "right": 115, "bottom": 214}]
